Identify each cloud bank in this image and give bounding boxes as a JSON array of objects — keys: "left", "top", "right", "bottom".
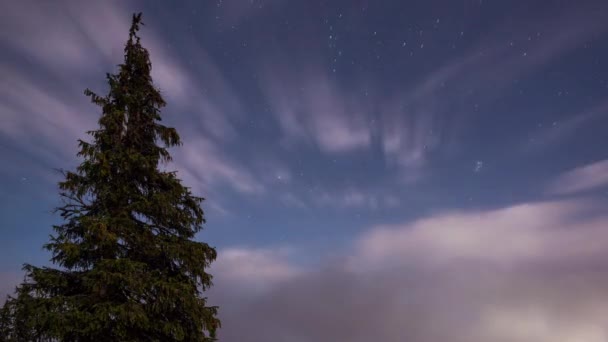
[{"left": 209, "top": 197, "right": 608, "bottom": 342}]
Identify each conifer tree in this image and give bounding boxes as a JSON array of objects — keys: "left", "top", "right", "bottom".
[{"left": 0, "top": 13, "right": 220, "bottom": 341}]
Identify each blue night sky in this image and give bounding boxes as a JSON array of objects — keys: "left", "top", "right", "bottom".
[{"left": 2, "top": 1, "right": 608, "bottom": 341}]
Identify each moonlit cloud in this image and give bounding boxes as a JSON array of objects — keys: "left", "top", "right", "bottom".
[
  {"left": 209, "top": 197, "right": 608, "bottom": 342},
  {"left": 0, "top": 0, "right": 127, "bottom": 73},
  {"left": 172, "top": 137, "right": 264, "bottom": 195},
  {"left": 526, "top": 100, "right": 608, "bottom": 152},
  {"left": 148, "top": 41, "right": 246, "bottom": 143},
  {"left": 350, "top": 199, "right": 605, "bottom": 269},
  {"left": 314, "top": 188, "right": 401, "bottom": 210},
  {"left": 0, "top": 0, "right": 259, "bottom": 201},
  {"left": 211, "top": 247, "right": 300, "bottom": 293},
  {"left": 261, "top": 65, "right": 372, "bottom": 153},
  {"left": 547, "top": 159, "right": 608, "bottom": 196}
]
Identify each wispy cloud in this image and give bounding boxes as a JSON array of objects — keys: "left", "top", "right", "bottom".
[
  {"left": 248, "top": 157, "right": 293, "bottom": 185},
  {"left": 408, "top": 2, "right": 608, "bottom": 105},
  {"left": 147, "top": 41, "right": 245, "bottom": 143},
  {"left": 315, "top": 188, "right": 401, "bottom": 210},
  {"left": 278, "top": 192, "right": 308, "bottom": 209},
  {"left": 0, "top": 1, "right": 259, "bottom": 202},
  {"left": 207, "top": 197, "right": 608, "bottom": 341},
  {"left": 271, "top": 183, "right": 402, "bottom": 211},
  {"left": 379, "top": 96, "right": 442, "bottom": 171},
  {"left": 256, "top": 1, "right": 607, "bottom": 181},
  {"left": 172, "top": 137, "right": 264, "bottom": 195},
  {"left": 0, "top": 1, "right": 128, "bottom": 74},
  {"left": 261, "top": 65, "right": 372, "bottom": 153},
  {"left": 0, "top": 67, "right": 95, "bottom": 168},
  {"left": 381, "top": 1, "right": 608, "bottom": 165},
  {"left": 525, "top": 100, "right": 608, "bottom": 152},
  {"left": 0, "top": 1, "right": 142, "bottom": 168},
  {"left": 546, "top": 159, "right": 608, "bottom": 196}
]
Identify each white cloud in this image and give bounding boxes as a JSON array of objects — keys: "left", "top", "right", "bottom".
[
  {"left": 207, "top": 198, "right": 608, "bottom": 342},
  {"left": 0, "top": 67, "right": 95, "bottom": 166},
  {"left": 147, "top": 41, "right": 245, "bottom": 143},
  {"left": 261, "top": 66, "right": 372, "bottom": 153},
  {"left": 172, "top": 137, "right": 264, "bottom": 195},
  {"left": 210, "top": 247, "right": 300, "bottom": 294},
  {"left": 547, "top": 159, "right": 608, "bottom": 195},
  {"left": 0, "top": 0, "right": 128, "bottom": 73},
  {"left": 351, "top": 199, "right": 607, "bottom": 270},
  {"left": 0, "top": 1, "right": 256, "bottom": 200}
]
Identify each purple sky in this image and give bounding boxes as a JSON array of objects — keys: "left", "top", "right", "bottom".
[{"left": 2, "top": 0, "right": 608, "bottom": 341}]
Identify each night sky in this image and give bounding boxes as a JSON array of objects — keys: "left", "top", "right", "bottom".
[{"left": 2, "top": 0, "right": 608, "bottom": 340}]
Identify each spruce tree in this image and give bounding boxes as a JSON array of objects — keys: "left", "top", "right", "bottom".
[{"left": 0, "top": 13, "right": 220, "bottom": 341}]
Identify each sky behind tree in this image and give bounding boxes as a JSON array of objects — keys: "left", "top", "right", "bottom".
[{"left": 1, "top": 1, "right": 608, "bottom": 341}]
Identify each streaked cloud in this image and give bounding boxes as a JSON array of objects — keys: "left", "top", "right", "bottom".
[
  {"left": 261, "top": 65, "right": 372, "bottom": 153},
  {"left": 0, "top": 0, "right": 259, "bottom": 201},
  {"left": 172, "top": 137, "right": 264, "bottom": 195},
  {"left": 315, "top": 188, "right": 401, "bottom": 210},
  {"left": 0, "top": 0, "right": 127, "bottom": 74},
  {"left": 147, "top": 41, "right": 245, "bottom": 143},
  {"left": 546, "top": 159, "right": 608, "bottom": 196},
  {"left": 379, "top": 96, "right": 442, "bottom": 170},
  {"left": 526, "top": 101, "right": 608, "bottom": 152}
]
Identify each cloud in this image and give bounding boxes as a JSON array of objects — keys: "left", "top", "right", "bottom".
[
  {"left": 0, "top": 67, "right": 95, "bottom": 168},
  {"left": 261, "top": 65, "right": 372, "bottom": 153},
  {"left": 210, "top": 247, "right": 300, "bottom": 294},
  {"left": 350, "top": 199, "right": 604, "bottom": 269},
  {"left": 546, "top": 159, "right": 608, "bottom": 196},
  {"left": 2, "top": 197, "right": 607, "bottom": 341},
  {"left": 314, "top": 188, "right": 401, "bottom": 210},
  {"left": 379, "top": 96, "right": 442, "bottom": 170},
  {"left": 146, "top": 40, "right": 245, "bottom": 143},
  {"left": 0, "top": 1, "right": 146, "bottom": 167},
  {"left": 0, "top": 0, "right": 246, "bottom": 141},
  {"left": 379, "top": 2, "right": 608, "bottom": 166},
  {"left": 525, "top": 100, "right": 608, "bottom": 152},
  {"left": 171, "top": 137, "right": 264, "bottom": 195},
  {"left": 0, "top": 1, "right": 128, "bottom": 74},
  {"left": 260, "top": 62, "right": 440, "bottom": 173},
  {"left": 208, "top": 198, "right": 608, "bottom": 342},
  {"left": 273, "top": 186, "right": 401, "bottom": 211},
  {"left": 278, "top": 192, "right": 308, "bottom": 209},
  {"left": 0, "top": 0, "right": 258, "bottom": 202},
  {"left": 257, "top": 2, "right": 607, "bottom": 179},
  {"left": 418, "top": 1, "right": 608, "bottom": 104}
]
